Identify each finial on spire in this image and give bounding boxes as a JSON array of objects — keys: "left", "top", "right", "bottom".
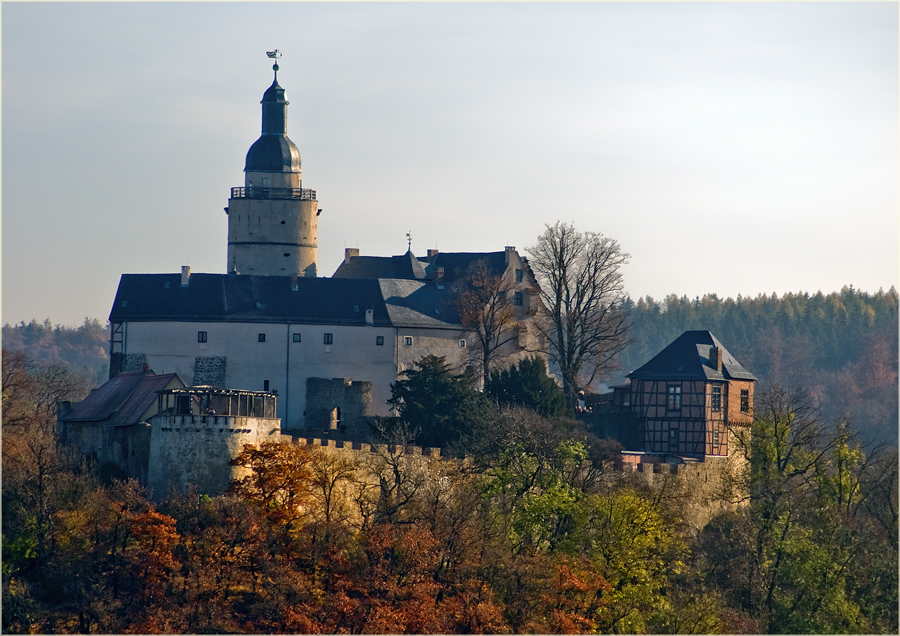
[
  {"left": 406, "top": 231, "right": 413, "bottom": 251},
  {"left": 266, "top": 49, "right": 282, "bottom": 78}
]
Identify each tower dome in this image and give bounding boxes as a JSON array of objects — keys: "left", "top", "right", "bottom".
[{"left": 244, "top": 77, "right": 301, "bottom": 173}]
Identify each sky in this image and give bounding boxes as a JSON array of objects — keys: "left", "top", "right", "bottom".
[{"left": 3, "top": 2, "right": 898, "bottom": 327}]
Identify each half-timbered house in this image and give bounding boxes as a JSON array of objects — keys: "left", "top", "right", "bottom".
[{"left": 619, "top": 330, "right": 756, "bottom": 459}]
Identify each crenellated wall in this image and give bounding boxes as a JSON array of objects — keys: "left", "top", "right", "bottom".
[{"left": 147, "top": 413, "right": 281, "bottom": 499}]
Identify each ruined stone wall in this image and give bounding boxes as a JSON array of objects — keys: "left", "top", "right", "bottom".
[
  {"left": 147, "top": 413, "right": 281, "bottom": 499},
  {"left": 305, "top": 377, "right": 373, "bottom": 434}
]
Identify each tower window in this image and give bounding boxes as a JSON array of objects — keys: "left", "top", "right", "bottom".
[
  {"left": 292, "top": 333, "right": 301, "bottom": 343},
  {"left": 258, "top": 333, "right": 266, "bottom": 342},
  {"left": 376, "top": 336, "right": 384, "bottom": 346},
  {"left": 197, "top": 331, "right": 208, "bottom": 343},
  {"left": 324, "top": 333, "right": 333, "bottom": 345}
]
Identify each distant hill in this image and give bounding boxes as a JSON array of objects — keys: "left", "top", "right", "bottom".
[
  {"left": 2, "top": 318, "right": 109, "bottom": 387},
  {"left": 611, "top": 287, "right": 899, "bottom": 444}
]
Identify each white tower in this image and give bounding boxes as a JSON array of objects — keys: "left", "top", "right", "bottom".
[{"left": 225, "top": 53, "right": 319, "bottom": 277}]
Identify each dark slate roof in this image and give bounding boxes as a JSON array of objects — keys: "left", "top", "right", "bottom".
[
  {"left": 333, "top": 250, "right": 428, "bottom": 280},
  {"left": 109, "top": 273, "right": 463, "bottom": 330},
  {"left": 245, "top": 134, "right": 300, "bottom": 173},
  {"left": 61, "top": 370, "right": 180, "bottom": 426},
  {"left": 333, "top": 250, "right": 510, "bottom": 284},
  {"left": 627, "top": 331, "right": 757, "bottom": 382},
  {"left": 379, "top": 279, "right": 461, "bottom": 328},
  {"left": 428, "top": 251, "right": 509, "bottom": 284}
]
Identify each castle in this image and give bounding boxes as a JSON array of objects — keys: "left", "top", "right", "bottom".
[
  {"left": 59, "top": 56, "right": 756, "bottom": 521},
  {"left": 107, "top": 56, "right": 542, "bottom": 434}
]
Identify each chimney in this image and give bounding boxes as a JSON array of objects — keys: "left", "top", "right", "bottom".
[
  {"left": 505, "top": 246, "right": 516, "bottom": 264},
  {"left": 344, "top": 247, "right": 360, "bottom": 263},
  {"left": 711, "top": 346, "right": 723, "bottom": 372},
  {"left": 427, "top": 248, "right": 439, "bottom": 261},
  {"left": 181, "top": 265, "right": 191, "bottom": 287},
  {"left": 365, "top": 308, "right": 374, "bottom": 326},
  {"left": 142, "top": 362, "right": 150, "bottom": 372}
]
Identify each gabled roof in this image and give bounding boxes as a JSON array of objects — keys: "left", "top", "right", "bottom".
[
  {"left": 427, "top": 251, "right": 509, "bottom": 284},
  {"left": 332, "top": 250, "right": 512, "bottom": 284},
  {"left": 110, "top": 274, "right": 394, "bottom": 326},
  {"left": 333, "top": 250, "right": 428, "bottom": 280},
  {"left": 627, "top": 331, "right": 756, "bottom": 382},
  {"left": 60, "top": 370, "right": 182, "bottom": 426},
  {"left": 109, "top": 273, "right": 465, "bottom": 330}
]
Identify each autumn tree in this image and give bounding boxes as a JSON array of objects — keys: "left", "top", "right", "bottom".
[
  {"left": 528, "top": 221, "right": 630, "bottom": 406},
  {"left": 448, "top": 258, "right": 520, "bottom": 385}
]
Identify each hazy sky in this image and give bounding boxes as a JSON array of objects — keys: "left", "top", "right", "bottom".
[{"left": 3, "top": 2, "right": 898, "bottom": 327}]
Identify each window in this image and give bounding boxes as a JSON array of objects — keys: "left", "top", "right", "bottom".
[
  {"left": 258, "top": 333, "right": 266, "bottom": 343},
  {"left": 459, "top": 339, "right": 466, "bottom": 348},
  {"left": 514, "top": 291, "right": 523, "bottom": 306},
  {"left": 740, "top": 389, "right": 750, "bottom": 413},
  {"left": 667, "top": 385, "right": 682, "bottom": 410},
  {"left": 515, "top": 269, "right": 523, "bottom": 283},
  {"left": 404, "top": 336, "right": 413, "bottom": 346},
  {"left": 292, "top": 333, "right": 301, "bottom": 343},
  {"left": 711, "top": 385, "right": 722, "bottom": 411},
  {"left": 264, "top": 380, "right": 270, "bottom": 392},
  {"left": 324, "top": 333, "right": 333, "bottom": 345},
  {"left": 353, "top": 305, "right": 359, "bottom": 312},
  {"left": 668, "top": 427, "right": 679, "bottom": 448},
  {"left": 376, "top": 336, "right": 384, "bottom": 346},
  {"left": 712, "top": 430, "right": 720, "bottom": 447},
  {"left": 197, "top": 331, "right": 207, "bottom": 343}
]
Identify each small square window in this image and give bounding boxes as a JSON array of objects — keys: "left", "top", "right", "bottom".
[
  {"left": 353, "top": 305, "right": 359, "bottom": 312},
  {"left": 404, "top": 336, "right": 413, "bottom": 346},
  {"left": 515, "top": 269, "right": 523, "bottom": 283},
  {"left": 258, "top": 333, "right": 266, "bottom": 343},
  {"left": 376, "top": 336, "right": 384, "bottom": 346},
  {"left": 197, "top": 331, "right": 207, "bottom": 343},
  {"left": 292, "top": 333, "right": 301, "bottom": 343},
  {"left": 514, "top": 291, "right": 523, "bottom": 306},
  {"left": 324, "top": 333, "right": 333, "bottom": 345},
  {"left": 459, "top": 339, "right": 466, "bottom": 348}
]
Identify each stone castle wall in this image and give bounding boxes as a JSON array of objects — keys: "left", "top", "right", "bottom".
[{"left": 147, "top": 413, "right": 281, "bottom": 500}]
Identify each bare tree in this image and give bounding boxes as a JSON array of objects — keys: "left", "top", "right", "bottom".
[
  {"left": 448, "top": 259, "right": 520, "bottom": 386},
  {"left": 527, "top": 222, "right": 630, "bottom": 405}
]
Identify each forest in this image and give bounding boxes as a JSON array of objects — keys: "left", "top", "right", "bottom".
[
  {"left": 3, "top": 348, "right": 898, "bottom": 634},
  {"left": 2, "top": 286, "right": 897, "bottom": 632}
]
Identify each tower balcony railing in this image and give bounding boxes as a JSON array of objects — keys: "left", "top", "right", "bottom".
[{"left": 230, "top": 186, "right": 316, "bottom": 201}]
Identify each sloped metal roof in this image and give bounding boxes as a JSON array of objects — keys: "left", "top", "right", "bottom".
[
  {"left": 627, "top": 330, "right": 756, "bottom": 382},
  {"left": 60, "top": 371, "right": 181, "bottom": 426}
]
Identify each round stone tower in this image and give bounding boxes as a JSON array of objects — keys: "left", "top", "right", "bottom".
[{"left": 226, "top": 57, "right": 319, "bottom": 277}]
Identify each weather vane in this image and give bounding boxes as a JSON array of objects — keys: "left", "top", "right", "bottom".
[
  {"left": 406, "top": 231, "right": 412, "bottom": 250},
  {"left": 266, "top": 49, "right": 282, "bottom": 78}
]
